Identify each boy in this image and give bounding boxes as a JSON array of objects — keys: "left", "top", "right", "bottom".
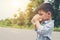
[{"left": 31, "top": 3, "right": 54, "bottom": 40}]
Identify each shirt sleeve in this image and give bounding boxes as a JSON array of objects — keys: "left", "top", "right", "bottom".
[{"left": 36, "top": 21, "right": 54, "bottom": 34}]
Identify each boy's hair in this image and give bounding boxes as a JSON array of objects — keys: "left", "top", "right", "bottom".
[{"left": 36, "top": 3, "right": 54, "bottom": 16}]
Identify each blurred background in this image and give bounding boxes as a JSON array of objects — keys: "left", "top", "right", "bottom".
[{"left": 0, "top": 0, "right": 60, "bottom": 31}]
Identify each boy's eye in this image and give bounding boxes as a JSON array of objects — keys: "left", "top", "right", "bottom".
[{"left": 39, "top": 14, "right": 43, "bottom": 16}]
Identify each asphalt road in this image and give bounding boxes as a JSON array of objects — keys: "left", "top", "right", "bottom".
[{"left": 0, "top": 27, "right": 60, "bottom": 40}]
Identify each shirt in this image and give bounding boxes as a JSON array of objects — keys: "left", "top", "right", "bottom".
[{"left": 32, "top": 20, "right": 54, "bottom": 40}]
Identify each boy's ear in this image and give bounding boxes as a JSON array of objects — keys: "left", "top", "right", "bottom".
[{"left": 47, "top": 11, "right": 51, "bottom": 16}]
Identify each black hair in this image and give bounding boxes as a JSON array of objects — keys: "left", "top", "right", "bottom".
[{"left": 35, "top": 3, "right": 54, "bottom": 16}]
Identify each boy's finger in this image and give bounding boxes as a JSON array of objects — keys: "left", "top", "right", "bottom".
[{"left": 39, "top": 19, "right": 42, "bottom": 21}]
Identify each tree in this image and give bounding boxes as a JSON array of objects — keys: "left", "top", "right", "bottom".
[
  {"left": 51, "top": 0, "right": 60, "bottom": 27},
  {"left": 17, "top": 10, "right": 26, "bottom": 26}
]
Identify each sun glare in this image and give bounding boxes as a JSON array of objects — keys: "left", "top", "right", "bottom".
[
  {"left": 11, "top": 0, "right": 30, "bottom": 11},
  {"left": 12, "top": 0, "right": 20, "bottom": 8},
  {"left": 0, "top": 0, "right": 30, "bottom": 19}
]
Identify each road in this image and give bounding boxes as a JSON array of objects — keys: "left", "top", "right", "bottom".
[{"left": 0, "top": 27, "right": 60, "bottom": 40}]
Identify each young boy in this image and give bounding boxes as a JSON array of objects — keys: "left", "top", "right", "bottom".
[{"left": 31, "top": 3, "right": 54, "bottom": 40}]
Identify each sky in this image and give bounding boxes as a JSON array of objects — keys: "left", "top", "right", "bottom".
[{"left": 0, "top": 0, "right": 30, "bottom": 20}]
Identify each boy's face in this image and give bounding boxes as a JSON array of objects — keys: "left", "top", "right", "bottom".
[{"left": 38, "top": 10, "right": 51, "bottom": 21}]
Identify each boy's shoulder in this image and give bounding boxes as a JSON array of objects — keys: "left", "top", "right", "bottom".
[
  {"left": 44, "top": 20, "right": 54, "bottom": 23},
  {"left": 41, "top": 20, "right": 54, "bottom": 24}
]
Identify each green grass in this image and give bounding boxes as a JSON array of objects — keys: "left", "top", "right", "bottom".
[
  {"left": 0, "top": 23, "right": 60, "bottom": 31},
  {"left": 0, "top": 23, "right": 34, "bottom": 30},
  {"left": 54, "top": 27, "right": 60, "bottom": 31}
]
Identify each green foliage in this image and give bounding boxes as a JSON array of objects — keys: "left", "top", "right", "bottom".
[
  {"left": 0, "top": 19, "right": 12, "bottom": 26},
  {"left": 52, "top": 0, "right": 60, "bottom": 27},
  {"left": 17, "top": 11, "right": 26, "bottom": 26}
]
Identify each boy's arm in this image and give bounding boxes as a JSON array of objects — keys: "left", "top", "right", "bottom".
[
  {"left": 34, "top": 21, "right": 41, "bottom": 29},
  {"left": 35, "top": 20, "right": 54, "bottom": 34}
]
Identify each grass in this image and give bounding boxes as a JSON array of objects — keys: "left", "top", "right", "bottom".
[
  {"left": 54, "top": 27, "right": 60, "bottom": 31},
  {"left": 0, "top": 23, "right": 60, "bottom": 31},
  {"left": 0, "top": 23, "right": 34, "bottom": 30}
]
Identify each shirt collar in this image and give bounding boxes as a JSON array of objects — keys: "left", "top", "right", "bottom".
[{"left": 44, "top": 20, "right": 54, "bottom": 23}]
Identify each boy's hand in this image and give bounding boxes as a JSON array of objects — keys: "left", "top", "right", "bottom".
[
  {"left": 31, "top": 14, "right": 42, "bottom": 28},
  {"left": 31, "top": 14, "right": 42, "bottom": 23}
]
